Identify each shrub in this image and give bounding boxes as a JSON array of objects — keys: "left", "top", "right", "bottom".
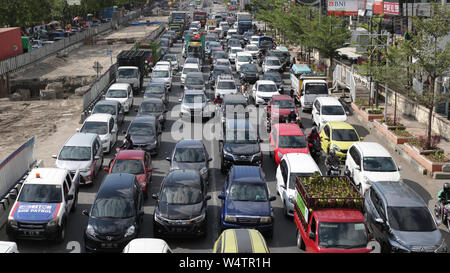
[{"left": 408, "top": 135, "right": 441, "bottom": 150}]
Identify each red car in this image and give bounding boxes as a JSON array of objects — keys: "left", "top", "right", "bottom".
[
  {"left": 104, "top": 150, "right": 152, "bottom": 198},
  {"left": 269, "top": 123, "right": 309, "bottom": 164},
  {"left": 267, "top": 95, "right": 298, "bottom": 124}
]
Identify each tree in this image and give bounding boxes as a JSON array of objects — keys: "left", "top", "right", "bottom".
[{"left": 399, "top": 3, "right": 450, "bottom": 149}]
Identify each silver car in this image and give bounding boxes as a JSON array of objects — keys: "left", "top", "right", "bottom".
[
  {"left": 179, "top": 90, "right": 214, "bottom": 120},
  {"left": 90, "top": 100, "right": 125, "bottom": 126},
  {"left": 53, "top": 133, "right": 104, "bottom": 185},
  {"left": 364, "top": 181, "right": 447, "bottom": 253}
]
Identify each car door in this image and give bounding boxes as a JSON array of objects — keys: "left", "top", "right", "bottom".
[
  {"left": 63, "top": 178, "right": 72, "bottom": 213},
  {"left": 350, "top": 147, "right": 363, "bottom": 190},
  {"left": 144, "top": 152, "right": 151, "bottom": 183},
  {"left": 320, "top": 124, "right": 331, "bottom": 152},
  {"left": 93, "top": 138, "right": 103, "bottom": 173},
  {"left": 269, "top": 127, "right": 277, "bottom": 155},
  {"left": 312, "top": 100, "right": 321, "bottom": 127},
  {"left": 366, "top": 188, "right": 388, "bottom": 244},
  {"left": 109, "top": 117, "right": 117, "bottom": 146},
  {"left": 128, "top": 86, "right": 133, "bottom": 107},
  {"left": 346, "top": 146, "right": 359, "bottom": 178},
  {"left": 117, "top": 103, "right": 124, "bottom": 125},
  {"left": 275, "top": 158, "right": 285, "bottom": 197}
]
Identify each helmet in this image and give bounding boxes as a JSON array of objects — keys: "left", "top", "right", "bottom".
[
  {"left": 217, "top": 94, "right": 221, "bottom": 98},
  {"left": 311, "top": 126, "right": 317, "bottom": 134},
  {"left": 329, "top": 149, "right": 336, "bottom": 156},
  {"left": 444, "top": 183, "right": 450, "bottom": 192},
  {"left": 290, "top": 109, "right": 295, "bottom": 113},
  {"left": 125, "top": 134, "right": 131, "bottom": 140}
]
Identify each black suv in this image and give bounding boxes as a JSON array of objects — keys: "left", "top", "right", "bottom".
[
  {"left": 239, "top": 63, "right": 259, "bottom": 84},
  {"left": 219, "top": 116, "right": 263, "bottom": 173}
]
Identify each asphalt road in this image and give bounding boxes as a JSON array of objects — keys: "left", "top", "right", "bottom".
[{"left": 1, "top": 1, "right": 449, "bottom": 253}]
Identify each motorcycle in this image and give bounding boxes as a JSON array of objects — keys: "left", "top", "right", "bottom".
[
  {"left": 435, "top": 201, "right": 450, "bottom": 230},
  {"left": 328, "top": 164, "right": 341, "bottom": 177}
]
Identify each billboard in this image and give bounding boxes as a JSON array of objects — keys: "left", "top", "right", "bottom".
[
  {"left": 327, "top": 0, "right": 359, "bottom": 16},
  {"left": 384, "top": 1, "right": 400, "bottom": 15}
]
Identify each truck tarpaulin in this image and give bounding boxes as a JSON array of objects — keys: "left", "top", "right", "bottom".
[{"left": 0, "top": 28, "right": 23, "bottom": 61}]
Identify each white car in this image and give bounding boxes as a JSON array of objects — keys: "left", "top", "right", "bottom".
[
  {"left": 78, "top": 113, "right": 117, "bottom": 153},
  {"left": 190, "top": 21, "right": 201, "bottom": 29},
  {"left": 276, "top": 153, "right": 321, "bottom": 216},
  {"left": 235, "top": 52, "right": 253, "bottom": 72},
  {"left": 181, "top": 63, "right": 201, "bottom": 86},
  {"left": 252, "top": 80, "right": 280, "bottom": 105},
  {"left": 212, "top": 58, "right": 232, "bottom": 70},
  {"left": 123, "top": 238, "right": 172, "bottom": 253},
  {"left": 227, "top": 28, "right": 237, "bottom": 39},
  {"left": 154, "top": 61, "right": 173, "bottom": 76},
  {"left": 244, "top": 44, "right": 259, "bottom": 59},
  {"left": 151, "top": 66, "right": 172, "bottom": 91},
  {"left": 184, "top": 57, "right": 201, "bottom": 67},
  {"left": 345, "top": 142, "right": 402, "bottom": 195},
  {"left": 250, "top": 35, "right": 260, "bottom": 46},
  {"left": 214, "top": 74, "right": 238, "bottom": 97},
  {"left": 116, "top": 66, "right": 141, "bottom": 92},
  {"left": 0, "top": 241, "right": 18, "bottom": 253},
  {"left": 228, "top": 47, "right": 243, "bottom": 64},
  {"left": 105, "top": 83, "right": 133, "bottom": 113},
  {"left": 312, "top": 96, "right": 348, "bottom": 130},
  {"left": 262, "top": 56, "right": 283, "bottom": 73}
]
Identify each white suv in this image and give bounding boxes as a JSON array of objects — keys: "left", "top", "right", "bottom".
[
  {"left": 228, "top": 46, "right": 243, "bottom": 64},
  {"left": 345, "top": 142, "right": 402, "bottom": 195},
  {"left": 312, "top": 96, "right": 348, "bottom": 130},
  {"left": 105, "top": 83, "right": 133, "bottom": 113},
  {"left": 181, "top": 63, "right": 201, "bottom": 86},
  {"left": 214, "top": 74, "right": 238, "bottom": 97},
  {"left": 78, "top": 113, "right": 117, "bottom": 153},
  {"left": 151, "top": 66, "right": 172, "bottom": 91},
  {"left": 252, "top": 80, "right": 280, "bottom": 105},
  {"left": 235, "top": 52, "right": 253, "bottom": 72}
]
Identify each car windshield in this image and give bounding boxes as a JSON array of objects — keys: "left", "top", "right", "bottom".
[
  {"left": 208, "top": 42, "right": 220, "bottom": 48},
  {"left": 225, "top": 129, "right": 258, "bottom": 144},
  {"left": 251, "top": 37, "right": 259, "bottom": 42},
  {"left": 162, "top": 55, "right": 176, "bottom": 62},
  {"left": 111, "top": 159, "right": 144, "bottom": 175},
  {"left": 274, "top": 100, "right": 295, "bottom": 108},
  {"left": 213, "top": 67, "right": 231, "bottom": 76},
  {"left": 258, "top": 84, "right": 277, "bottom": 92},
  {"left": 264, "top": 75, "right": 281, "bottom": 83},
  {"left": 363, "top": 157, "right": 398, "bottom": 172},
  {"left": 184, "top": 94, "right": 206, "bottom": 104},
  {"left": 266, "top": 59, "right": 281, "bottom": 66},
  {"left": 152, "top": 71, "right": 169, "bottom": 78},
  {"left": 160, "top": 39, "right": 169, "bottom": 46},
  {"left": 183, "top": 67, "right": 199, "bottom": 74},
  {"left": 228, "top": 183, "right": 268, "bottom": 202},
  {"left": 246, "top": 45, "right": 258, "bottom": 51},
  {"left": 140, "top": 102, "right": 163, "bottom": 113},
  {"left": 161, "top": 183, "right": 203, "bottom": 205},
  {"left": 237, "top": 56, "right": 252, "bottom": 62},
  {"left": 213, "top": 52, "right": 228, "bottom": 59},
  {"left": 278, "top": 135, "right": 307, "bottom": 149},
  {"left": 332, "top": 129, "right": 359, "bottom": 142},
  {"left": 59, "top": 146, "right": 91, "bottom": 161},
  {"left": 231, "top": 48, "right": 242, "bottom": 54},
  {"left": 81, "top": 121, "right": 108, "bottom": 135},
  {"left": 388, "top": 206, "right": 436, "bottom": 232},
  {"left": 118, "top": 69, "right": 137, "bottom": 79},
  {"left": 289, "top": 173, "right": 315, "bottom": 190},
  {"left": 260, "top": 40, "right": 273, "bottom": 47},
  {"left": 318, "top": 222, "right": 368, "bottom": 249},
  {"left": 106, "top": 89, "right": 127, "bottom": 98},
  {"left": 174, "top": 147, "right": 206, "bottom": 162},
  {"left": 145, "top": 85, "right": 165, "bottom": 94},
  {"left": 322, "top": 105, "right": 345, "bottom": 115},
  {"left": 185, "top": 58, "right": 199, "bottom": 64},
  {"left": 128, "top": 123, "right": 154, "bottom": 136},
  {"left": 229, "top": 41, "right": 240, "bottom": 47},
  {"left": 241, "top": 64, "right": 257, "bottom": 72},
  {"left": 218, "top": 81, "right": 236, "bottom": 89},
  {"left": 186, "top": 77, "right": 204, "bottom": 85},
  {"left": 18, "top": 184, "right": 62, "bottom": 203},
  {"left": 92, "top": 105, "right": 116, "bottom": 115},
  {"left": 305, "top": 83, "right": 328, "bottom": 95},
  {"left": 91, "top": 197, "right": 134, "bottom": 218}
]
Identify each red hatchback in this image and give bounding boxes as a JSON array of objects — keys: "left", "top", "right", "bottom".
[
  {"left": 104, "top": 150, "right": 152, "bottom": 198},
  {"left": 267, "top": 95, "right": 298, "bottom": 124},
  {"left": 269, "top": 123, "right": 309, "bottom": 164}
]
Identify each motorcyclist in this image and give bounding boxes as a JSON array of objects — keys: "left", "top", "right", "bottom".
[
  {"left": 436, "top": 183, "right": 450, "bottom": 220},
  {"left": 287, "top": 109, "right": 297, "bottom": 123},
  {"left": 213, "top": 94, "right": 223, "bottom": 104},
  {"left": 307, "top": 126, "right": 321, "bottom": 143},
  {"left": 120, "top": 134, "right": 134, "bottom": 150},
  {"left": 325, "top": 149, "right": 340, "bottom": 175}
]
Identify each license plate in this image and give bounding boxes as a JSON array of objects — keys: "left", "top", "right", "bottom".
[
  {"left": 172, "top": 228, "right": 185, "bottom": 232},
  {"left": 24, "top": 230, "right": 40, "bottom": 236},
  {"left": 101, "top": 243, "right": 116, "bottom": 248}
]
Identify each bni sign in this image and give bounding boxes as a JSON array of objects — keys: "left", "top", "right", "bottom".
[{"left": 327, "top": 0, "right": 358, "bottom": 16}]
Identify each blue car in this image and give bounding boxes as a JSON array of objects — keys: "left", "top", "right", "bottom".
[{"left": 218, "top": 165, "right": 276, "bottom": 238}]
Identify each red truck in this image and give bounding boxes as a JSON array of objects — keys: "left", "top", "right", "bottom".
[
  {"left": 0, "top": 27, "right": 23, "bottom": 61},
  {"left": 293, "top": 174, "right": 373, "bottom": 253},
  {"left": 193, "top": 10, "right": 207, "bottom": 27}
]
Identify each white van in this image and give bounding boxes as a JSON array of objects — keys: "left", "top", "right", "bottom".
[{"left": 105, "top": 83, "right": 134, "bottom": 113}]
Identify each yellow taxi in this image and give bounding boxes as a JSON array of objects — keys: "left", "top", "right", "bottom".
[
  {"left": 319, "top": 121, "right": 363, "bottom": 159},
  {"left": 212, "top": 229, "right": 270, "bottom": 253}
]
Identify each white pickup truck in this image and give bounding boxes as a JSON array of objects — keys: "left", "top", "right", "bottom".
[
  {"left": 116, "top": 66, "right": 142, "bottom": 92},
  {"left": 292, "top": 75, "right": 329, "bottom": 111},
  {"left": 6, "top": 168, "right": 80, "bottom": 243}
]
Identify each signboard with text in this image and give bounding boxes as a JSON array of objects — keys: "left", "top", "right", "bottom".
[
  {"left": 327, "top": 0, "right": 358, "bottom": 16},
  {"left": 384, "top": 1, "right": 400, "bottom": 15}
]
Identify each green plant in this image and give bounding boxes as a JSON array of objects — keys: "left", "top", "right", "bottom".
[
  {"left": 367, "top": 106, "right": 383, "bottom": 115},
  {"left": 381, "top": 117, "right": 403, "bottom": 127},
  {"left": 408, "top": 135, "right": 441, "bottom": 150},
  {"left": 391, "top": 128, "right": 412, "bottom": 137},
  {"left": 425, "top": 150, "right": 449, "bottom": 163},
  {"left": 355, "top": 98, "right": 369, "bottom": 106}
]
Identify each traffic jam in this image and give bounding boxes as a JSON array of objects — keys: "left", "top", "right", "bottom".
[{"left": 3, "top": 2, "right": 448, "bottom": 254}]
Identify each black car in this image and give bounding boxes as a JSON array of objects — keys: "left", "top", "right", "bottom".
[
  {"left": 239, "top": 63, "right": 259, "bottom": 84},
  {"left": 263, "top": 72, "right": 284, "bottom": 93},
  {"left": 220, "top": 94, "right": 249, "bottom": 124},
  {"left": 152, "top": 169, "right": 211, "bottom": 237},
  {"left": 210, "top": 65, "right": 233, "bottom": 84},
  {"left": 136, "top": 98, "right": 166, "bottom": 128},
  {"left": 220, "top": 117, "right": 263, "bottom": 173},
  {"left": 83, "top": 173, "right": 144, "bottom": 252},
  {"left": 210, "top": 50, "right": 229, "bottom": 67},
  {"left": 144, "top": 82, "right": 168, "bottom": 105},
  {"left": 166, "top": 139, "right": 212, "bottom": 183},
  {"left": 227, "top": 38, "right": 242, "bottom": 50},
  {"left": 125, "top": 116, "right": 161, "bottom": 155}
]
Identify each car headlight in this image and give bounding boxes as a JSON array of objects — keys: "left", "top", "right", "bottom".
[
  {"left": 47, "top": 217, "right": 59, "bottom": 227},
  {"left": 224, "top": 215, "right": 237, "bottom": 222},
  {"left": 124, "top": 225, "right": 136, "bottom": 237},
  {"left": 191, "top": 212, "right": 206, "bottom": 223},
  {"left": 200, "top": 167, "right": 208, "bottom": 175},
  {"left": 86, "top": 224, "right": 96, "bottom": 237},
  {"left": 223, "top": 150, "right": 235, "bottom": 160},
  {"left": 101, "top": 138, "right": 109, "bottom": 144},
  {"left": 154, "top": 213, "right": 166, "bottom": 225},
  {"left": 260, "top": 216, "right": 272, "bottom": 223},
  {"left": 80, "top": 167, "right": 90, "bottom": 173},
  {"left": 435, "top": 240, "right": 447, "bottom": 253},
  {"left": 8, "top": 218, "right": 18, "bottom": 228}
]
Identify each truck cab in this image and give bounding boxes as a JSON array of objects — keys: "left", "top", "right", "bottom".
[
  {"left": 290, "top": 67, "right": 328, "bottom": 110},
  {"left": 117, "top": 66, "right": 141, "bottom": 92},
  {"left": 7, "top": 168, "right": 80, "bottom": 243}
]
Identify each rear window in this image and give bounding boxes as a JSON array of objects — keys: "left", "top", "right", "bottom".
[{"left": 388, "top": 206, "right": 436, "bottom": 232}]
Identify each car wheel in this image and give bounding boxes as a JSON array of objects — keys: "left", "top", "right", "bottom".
[
  {"left": 296, "top": 229, "right": 305, "bottom": 250},
  {"left": 56, "top": 220, "right": 66, "bottom": 244}
]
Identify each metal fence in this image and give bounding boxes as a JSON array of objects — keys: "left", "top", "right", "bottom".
[
  {"left": 82, "top": 63, "right": 118, "bottom": 113},
  {"left": 0, "top": 10, "right": 142, "bottom": 76}
]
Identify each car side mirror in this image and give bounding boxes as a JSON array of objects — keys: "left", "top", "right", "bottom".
[
  {"left": 104, "top": 167, "right": 110, "bottom": 172},
  {"left": 344, "top": 169, "right": 351, "bottom": 177},
  {"left": 152, "top": 193, "right": 159, "bottom": 200},
  {"left": 355, "top": 165, "right": 361, "bottom": 171},
  {"left": 76, "top": 128, "right": 80, "bottom": 132},
  {"left": 82, "top": 209, "right": 89, "bottom": 216},
  {"left": 147, "top": 168, "right": 153, "bottom": 173},
  {"left": 208, "top": 157, "right": 213, "bottom": 162},
  {"left": 52, "top": 154, "right": 57, "bottom": 159},
  {"left": 178, "top": 98, "right": 182, "bottom": 102},
  {"left": 9, "top": 192, "right": 17, "bottom": 199},
  {"left": 166, "top": 157, "right": 171, "bottom": 162},
  {"left": 375, "top": 218, "right": 385, "bottom": 225},
  {"left": 218, "top": 193, "right": 225, "bottom": 200},
  {"left": 94, "top": 156, "right": 100, "bottom": 160},
  {"left": 66, "top": 194, "right": 74, "bottom": 201},
  {"left": 122, "top": 131, "right": 127, "bottom": 135},
  {"left": 360, "top": 137, "right": 364, "bottom": 141},
  {"left": 135, "top": 109, "right": 139, "bottom": 112},
  {"left": 308, "top": 232, "right": 316, "bottom": 240},
  {"left": 323, "top": 137, "right": 329, "bottom": 141},
  {"left": 269, "top": 196, "right": 276, "bottom": 202},
  {"left": 316, "top": 111, "right": 320, "bottom": 116},
  {"left": 111, "top": 129, "right": 116, "bottom": 134},
  {"left": 398, "top": 165, "right": 402, "bottom": 171},
  {"left": 205, "top": 195, "right": 212, "bottom": 201}
]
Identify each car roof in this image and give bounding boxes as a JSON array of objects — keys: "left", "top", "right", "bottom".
[
  {"left": 25, "top": 168, "right": 68, "bottom": 185},
  {"left": 64, "top": 132, "right": 98, "bottom": 147},
  {"left": 274, "top": 123, "right": 304, "bottom": 135},
  {"left": 265, "top": 56, "right": 280, "bottom": 61},
  {"left": 123, "top": 239, "right": 169, "bottom": 253},
  {"left": 165, "top": 169, "right": 201, "bottom": 185},
  {"left": 186, "top": 72, "right": 203, "bottom": 77},
  {"left": 147, "top": 82, "right": 165, "bottom": 87},
  {"left": 152, "top": 66, "right": 170, "bottom": 72},
  {"left": 216, "top": 229, "right": 269, "bottom": 253},
  {"left": 315, "top": 96, "right": 342, "bottom": 106},
  {"left": 352, "top": 142, "right": 391, "bottom": 158},
  {"left": 184, "top": 89, "right": 205, "bottom": 95},
  {"left": 373, "top": 181, "right": 426, "bottom": 208},
  {"left": 108, "top": 83, "right": 130, "bottom": 90},
  {"left": 84, "top": 113, "right": 112, "bottom": 123},
  {"left": 237, "top": 52, "right": 252, "bottom": 56},
  {"left": 175, "top": 139, "right": 204, "bottom": 148},
  {"left": 98, "top": 173, "right": 135, "bottom": 199},
  {"left": 264, "top": 71, "right": 281, "bottom": 77},
  {"left": 272, "top": 94, "right": 293, "bottom": 101},
  {"left": 291, "top": 64, "right": 312, "bottom": 73},
  {"left": 256, "top": 80, "right": 277, "bottom": 85},
  {"left": 284, "top": 153, "right": 320, "bottom": 173},
  {"left": 130, "top": 116, "right": 156, "bottom": 124},
  {"left": 141, "top": 98, "right": 164, "bottom": 104},
  {"left": 214, "top": 65, "right": 231, "bottom": 71},
  {"left": 116, "top": 149, "right": 145, "bottom": 160},
  {"left": 325, "top": 121, "right": 355, "bottom": 130},
  {"left": 95, "top": 100, "right": 119, "bottom": 106},
  {"left": 231, "top": 165, "right": 264, "bottom": 183}
]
